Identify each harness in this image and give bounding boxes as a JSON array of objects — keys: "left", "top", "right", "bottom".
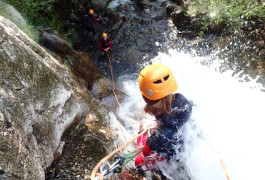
[
  {"left": 135, "top": 130, "right": 166, "bottom": 171},
  {"left": 100, "top": 38, "right": 110, "bottom": 49}
]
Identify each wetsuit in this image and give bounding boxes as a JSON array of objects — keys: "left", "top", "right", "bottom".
[
  {"left": 99, "top": 37, "right": 112, "bottom": 52},
  {"left": 146, "top": 93, "right": 192, "bottom": 159},
  {"left": 84, "top": 14, "right": 99, "bottom": 35}
]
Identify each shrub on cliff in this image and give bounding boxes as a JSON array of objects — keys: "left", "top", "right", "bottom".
[
  {"left": 3, "top": 0, "right": 63, "bottom": 32},
  {"left": 188, "top": 0, "right": 265, "bottom": 34}
]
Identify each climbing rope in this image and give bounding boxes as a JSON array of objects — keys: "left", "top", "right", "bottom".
[
  {"left": 106, "top": 51, "right": 140, "bottom": 125},
  {"left": 90, "top": 128, "right": 149, "bottom": 180},
  {"left": 90, "top": 51, "right": 146, "bottom": 179},
  {"left": 200, "top": 136, "right": 231, "bottom": 180},
  {"left": 220, "top": 158, "right": 231, "bottom": 180}
]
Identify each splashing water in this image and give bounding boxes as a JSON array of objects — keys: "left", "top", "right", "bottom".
[{"left": 118, "top": 49, "right": 265, "bottom": 180}]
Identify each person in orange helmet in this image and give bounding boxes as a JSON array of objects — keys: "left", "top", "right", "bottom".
[
  {"left": 135, "top": 64, "right": 192, "bottom": 174},
  {"left": 99, "top": 32, "right": 112, "bottom": 52},
  {"left": 84, "top": 9, "right": 99, "bottom": 35}
]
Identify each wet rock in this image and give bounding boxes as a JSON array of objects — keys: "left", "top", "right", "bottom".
[
  {"left": 134, "top": 0, "right": 152, "bottom": 9},
  {"left": 111, "top": 18, "right": 125, "bottom": 31},
  {"left": 69, "top": 12, "right": 81, "bottom": 23},
  {"left": 151, "top": 9, "right": 165, "bottom": 21},
  {"left": 171, "top": 6, "right": 191, "bottom": 31},
  {"left": 39, "top": 30, "right": 106, "bottom": 89},
  {"left": 91, "top": 77, "right": 112, "bottom": 99},
  {"left": 101, "top": 90, "right": 128, "bottom": 111},
  {"left": 40, "top": 32, "right": 74, "bottom": 56},
  {"left": 123, "top": 47, "right": 146, "bottom": 64},
  {"left": 36, "top": 26, "right": 61, "bottom": 36},
  {"left": 164, "top": 1, "right": 177, "bottom": 17},
  {"left": 46, "top": 110, "right": 134, "bottom": 179},
  {"left": 91, "top": 0, "right": 109, "bottom": 12},
  {"left": 170, "top": 0, "right": 184, "bottom": 6},
  {"left": 72, "top": 52, "right": 108, "bottom": 89}
]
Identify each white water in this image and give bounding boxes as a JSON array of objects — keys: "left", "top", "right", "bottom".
[{"left": 118, "top": 49, "right": 265, "bottom": 180}]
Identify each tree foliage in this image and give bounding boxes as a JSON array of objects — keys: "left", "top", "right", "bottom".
[
  {"left": 3, "top": 0, "right": 61, "bottom": 29},
  {"left": 188, "top": 0, "right": 265, "bottom": 32}
]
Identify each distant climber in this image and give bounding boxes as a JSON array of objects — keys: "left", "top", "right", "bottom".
[
  {"left": 84, "top": 9, "right": 99, "bottom": 35},
  {"left": 99, "top": 33, "right": 112, "bottom": 53}
]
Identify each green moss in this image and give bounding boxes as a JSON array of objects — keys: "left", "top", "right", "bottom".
[
  {"left": 63, "top": 28, "right": 75, "bottom": 47},
  {"left": 63, "top": 61, "right": 72, "bottom": 70}
]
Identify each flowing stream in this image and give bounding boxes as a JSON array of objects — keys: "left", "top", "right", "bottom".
[{"left": 117, "top": 49, "right": 265, "bottom": 180}]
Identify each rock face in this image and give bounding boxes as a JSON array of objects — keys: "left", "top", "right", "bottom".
[
  {"left": 38, "top": 29, "right": 116, "bottom": 99},
  {"left": 40, "top": 31, "right": 74, "bottom": 56},
  {"left": 171, "top": 6, "right": 191, "bottom": 31},
  {"left": 91, "top": 0, "right": 110, "bottom": 12},
  {"left": 0, "top": 1, "right": 26, "bottom": 26},
  {"left": 0, "top": 16, "right": 130, "bottom": 179}
]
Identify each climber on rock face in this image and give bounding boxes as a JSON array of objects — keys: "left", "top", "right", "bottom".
[
  {"left": 135, "top": 64, "right": 192, "bottom": 174},
  {"left": 99, "top": 32, "right": 112, "bottom": 53},
  {"left": 84, "top": 9, "right": 99, "bottom": 35}
]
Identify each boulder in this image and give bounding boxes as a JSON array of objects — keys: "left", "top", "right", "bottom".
[
  {"left": 40, "top": 32, "right": 74, "bottom": 56},
  {"left": 123, "top": 46, "right": 146, "bottom": 64},
  {"left": 0, "top": 16, "right": 130, "bottom": 179},
  {"left": 91, "top": 77, "right": 112, "bottom": 99},
  {"left": 39, "top": 30, "right": 107, "bottom": 89},
  {"left": 0, "top": 1, "right": 26, "bottom": 26}
]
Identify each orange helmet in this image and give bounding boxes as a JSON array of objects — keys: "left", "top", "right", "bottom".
[
  {"left": 89, "top": 9, "right": 94, "bottom": 14},
  {"left": 102, "top": 32, "right": 107, "bottom": 38},
  {"left": 139, "top": 64, "right": 178, "bottom": 100}
]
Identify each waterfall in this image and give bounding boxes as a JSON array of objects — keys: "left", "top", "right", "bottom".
[{"left": 118, "top": 49, "right": 265, "bottom": 180}]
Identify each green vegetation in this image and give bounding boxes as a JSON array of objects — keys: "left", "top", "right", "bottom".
[
  {"left": 0, "top": 1, "right": 38, "bottom": 41},
  {"left": 4, "top": 0, "right": 55, "bottom": 24},
  {"left": 188, "top": 0, "right": 265, "bottom": 34},
  {"left": 64, "top": 28, "right": 75, "bottom": 46},
  {"left": 3, "top": 0, "right": 63, "bottom": 33},
  {"left": 64, "top": 60, "right": 73, "bottom": 71}
]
